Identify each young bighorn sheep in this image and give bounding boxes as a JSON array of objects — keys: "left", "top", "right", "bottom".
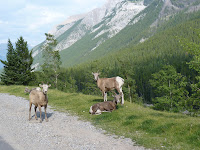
[
  {"left": 92, "top": 72, "right": 124, "bottom": 104},
  {"left": 29, "top": 83, "right": 51, "bottom": 123},
  {"left": 89, "top": 94, "right": 121, "bottom": 115}
]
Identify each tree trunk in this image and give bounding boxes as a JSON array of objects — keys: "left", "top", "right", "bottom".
[
  {"left": 128, "top": 84, "right": 132, "bottom": 103},
  {"left": 169, "top": 80, "right": 172, "bottom": 110}
]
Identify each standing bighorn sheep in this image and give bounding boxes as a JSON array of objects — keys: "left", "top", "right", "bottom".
[
  {"left": 29, "top": 84, "right": 51, "bottom": 123},
  {"left": 92, "top": 72, "right": 124, "bottom": 104},
  {"left": 89, "top": 94, "right": 121, "bottom": 115}
]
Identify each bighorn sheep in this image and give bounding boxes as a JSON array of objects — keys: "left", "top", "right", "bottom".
[
  {"left": 92, "top": 72, "right": 124, "bottom": 104},
  {"left": 89, "top": 94, "right": 121, "bottom": 115},
  {"left": 29, "top": 84, "right": 51, "bottom": 122}
]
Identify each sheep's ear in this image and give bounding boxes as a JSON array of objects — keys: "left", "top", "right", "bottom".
[
  {"left": 48, "top": 84, "right": 51, "bottom": 87},
  {"left": 112, "top": 94, "right": 115, "bottom": 97},
  {"left": 92, "top": 72, "right": 94, "bottom": 75},
  {"left": 39, "top": 84, "right": 42, "bottom": 87}
]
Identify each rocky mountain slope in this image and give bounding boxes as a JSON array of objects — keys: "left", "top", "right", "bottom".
[{"left": 32, "top": 0, "right": 200, "bottom": 69}]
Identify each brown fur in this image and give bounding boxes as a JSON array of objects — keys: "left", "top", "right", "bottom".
[
  {"left": 89, "top": 94, "right": 121, "bottom": 115},
  {"left": 92, "top": 72, "right": 124, "bottom": 104},
  {"left": 97, "top": 77, "right": 120, "bottom": 94},
  {"left": 29, "top": 84, "right": 50, "bottom": 122}
]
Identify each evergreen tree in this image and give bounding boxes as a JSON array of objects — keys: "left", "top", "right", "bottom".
[
  {"left": 41, "top": 33, "right": 62, "bottom": 89},
  {"left": 0, "top": 39, "right": 17, "bottom": 84},
  {"left": 181, "top": 32, "right": 200, "bottom": 115},
  {"left": 149, "top": 65, "right": 188, "bottom": 112},
  {"left": 0, "top": 37, "right": 34, "bottom": 85},
  {"left": 15, "top": 37, "right": 34, "bottom": 85}
]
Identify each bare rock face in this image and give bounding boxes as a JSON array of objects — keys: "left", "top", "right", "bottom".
[
  {"left": 43, "top": 0, "right": 146, "bottom": 52},
  {"left": 31, "top": 0, "right": 200, "bottom": 70}
]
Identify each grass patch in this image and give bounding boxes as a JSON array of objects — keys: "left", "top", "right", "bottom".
[{"left": 0, "top": 85, "right": 200, "bottom": 150}]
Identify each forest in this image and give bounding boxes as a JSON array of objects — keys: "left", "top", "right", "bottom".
[{"left": 1, "top": 16, "right": 200, "bottom": 116}]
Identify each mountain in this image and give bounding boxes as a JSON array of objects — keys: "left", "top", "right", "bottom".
[{"left": 32, "top": 0, "right": 200, "bottom": 69}]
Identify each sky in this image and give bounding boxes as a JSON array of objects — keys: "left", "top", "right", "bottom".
[{"left": 0, "top": 0, "right": 107, "bottom": 47}]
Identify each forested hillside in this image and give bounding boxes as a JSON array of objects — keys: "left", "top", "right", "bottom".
[
  {"left": 31, "top": 0, "right": 200, "bottom": 69},
  {"left": 59, "top": 0, "right": 163, "bottom": 67},
  {"left": 1, "top": 0, "right": 200, "bottom": 115},
  {"left": 31, "top": 17, "right": 200, "bottom": 114}
]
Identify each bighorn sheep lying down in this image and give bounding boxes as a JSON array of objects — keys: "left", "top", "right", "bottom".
[
  {"left": 89, "top": 94, "right": 121, "bottom": 115},
  {"left": 29, "top": 84, "right": 51, "bottom": 122},
  {"left": 92, "top": 72, "right": 125, "bottom": 104}
]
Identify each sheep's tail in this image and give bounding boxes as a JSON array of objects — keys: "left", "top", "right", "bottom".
[{"left": 24, "top": 87, "right": 31, "bottom": 93}]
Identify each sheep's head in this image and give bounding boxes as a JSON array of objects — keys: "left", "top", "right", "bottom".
[
  {"left": 92, "top": 72, "right": 100, "bottom": 81},
  {"left": 112, "top": 94, "right": 121, "bottom": 104},
  {"left": 39, "top": 83, "right": 51, "bottom": 94}
]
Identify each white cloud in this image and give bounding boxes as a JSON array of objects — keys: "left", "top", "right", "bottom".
[
  {"left": 0, "top": 0, "right": 107, "bottom": 46},
  {"left": 15, "top": 4, "right": 66, "bottom": 31}
]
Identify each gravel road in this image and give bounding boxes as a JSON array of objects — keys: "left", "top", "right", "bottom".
[{"left": 0, "top": 93, "right": 147, "bottom": 150}]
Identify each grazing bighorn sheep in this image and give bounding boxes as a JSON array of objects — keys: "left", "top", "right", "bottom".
[
  {"left": 29, "top": 84, "right": 51, "bottom": 123},
  {"left": 89, "top": 94, "right": 121, "bottom": 115},
  {"left": 92, "top": 72, "right": 124, "bottom": 104}
]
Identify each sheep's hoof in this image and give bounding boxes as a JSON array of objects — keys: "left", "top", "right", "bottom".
[
  {"left": 45, "top": 119, "right": 49, "bottom": 122},
  {"left": 39, "top": 119, "right": 42, "bottom": 123}
]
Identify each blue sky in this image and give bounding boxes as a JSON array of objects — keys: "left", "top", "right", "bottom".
[{"left": 0, "top": 0, "right": 106, "bottom": 47}]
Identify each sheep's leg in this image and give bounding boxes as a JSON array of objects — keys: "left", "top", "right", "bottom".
[
  {"left": 103, "top": 92, "right": 108, "bottom": 101},
  {"left": 38, "top": 105, "right": 42, "bottom": 123},
  {"left": 44, "top": 105, "right": 48, "bottom": 122},
  {"left": 103, "top": 92, "right": 106, "bottom": 101},
  {"left": 34, "top": 106, "right": 38, "bottom": 120},
  {"left": 29, "top": 103, "right": 32, "bottom": 121},
  {"left": 120, "top": 87, "right": 124, "bottom": 105}
]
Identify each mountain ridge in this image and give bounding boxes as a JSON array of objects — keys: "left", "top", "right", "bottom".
[{"left": 32, "top": 0, "right": 200, "bottom": 69}]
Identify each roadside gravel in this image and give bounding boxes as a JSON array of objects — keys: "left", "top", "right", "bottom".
[{"left": 0, "top": 93, "right": 147, "bottom": 150}]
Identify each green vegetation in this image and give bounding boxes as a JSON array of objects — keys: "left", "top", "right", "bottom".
[
  {"left": 0, "top": 37, "right": 34, "bottom": 85},
  {"left": 40, "top": 33, "right": 62, "bottom": 89},
  {"left": 149, "top": 65, "right": 188, "bottom": 112},
  {"left": 181, "top": 32, "right": 200, "bottom": 116},
  {"left": 59, "top": 0, "right": 164, "bottom": 68},
  {"left": 32, "top": 18, "right": 199, "bottom": 113},
  {"left": 0, "top": 85, "right": 200, "bottom": 150},
  {"left": 1, "top": 1, "right": 200, "bottom": 149},
  {"left": 25, "top": 18, "right": 200, "bottom": 116}
]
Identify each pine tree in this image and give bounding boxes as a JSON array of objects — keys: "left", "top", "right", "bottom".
[
  {"left": 41, "top": 33, "right": 62, "bottom": 89},
  {"left": 181, "top": 32, "right": 200, "bottom": 115},
  {"left": 15, "top": 36, "right": 34, "bottom": 85},
  {"left": 149, "top": 65, "right": 188, "bottom": 112},
  {"left": 0, "top": 37, "right": 34, "bottom": 85},
  {"left": 0, "top": 39, "right": 17, "bottom": 84}
]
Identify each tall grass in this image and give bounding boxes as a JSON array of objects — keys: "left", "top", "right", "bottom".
[{"left": 0, "top": 85, "right": 200, "bottom": 150}]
